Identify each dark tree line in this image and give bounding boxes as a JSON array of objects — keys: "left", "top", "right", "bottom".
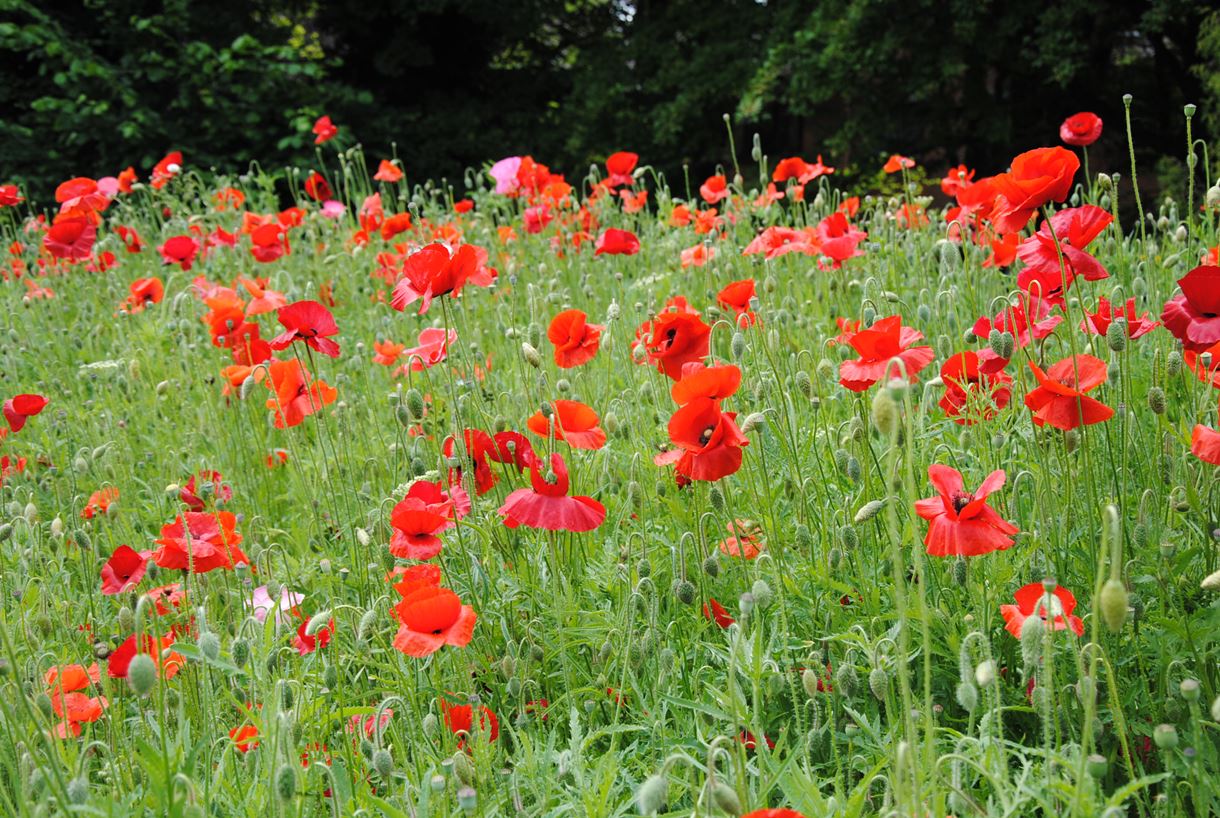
[{"left": 3, "top": 0, "right": 1217, "bottom": 201}]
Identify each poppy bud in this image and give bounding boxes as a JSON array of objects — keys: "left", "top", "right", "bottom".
[
  {"left": 1064, "top": 429, "right": 1079, "bottom": 452},
  {"left": 702, "top": 555, "right": 720, "bottom": 578},
  {"left": 1097, "top": 173, "right": 1112, "bottom": 191},
  {"left": 232, "top": 638, "right": 249, "bottom": 668},
  {"left": 845, "top": 457, "right": 861, "bottom": 484},
  {"left": 1167, "top": 350, "right": 1182, "bottom": 377},
  {"left": 452, "top": 751, "right": 475, "bottom": 785},
  {"left": 870, "top": 389, "right": 900, "bottom": 438},
  {"left": 34, "top": 692, "right": 54, "bottom": 718},
  {"left": 862, "top": 306, "right": 876, "bottom": 326},
  {"left": 953, "top": 556, "right": 967, "bottom": 587},
  {"left": 834, "top": 662, "right": 858, "bottom": 697},
  {"left": 1180, "top": 678, "right": 1200, "bottom": 702},
  {"left": 117, "top": 605, "right": 134, "bottom": 634},
  {"left": 1019, "top": 614, "right": 1044, "bottom": 668},
  {"left": 854, "top": 499, "right": 885, "bottom": 524},
  {"left": 1208, "top": 185, "right": 1220, "bottom": 209},
  {"left": 1099, "top": 578, "right": 1128, "bottom": 633},
  {"left": 128, "top": 653, "right": 157, "bottom": 696},
  {"left": 636, "top": 558, "right": 651, "bottom": 579},
  {"left": 839, "top": 524, "right": 858, "bottom": 551},
  {"left": 795, "top": 523, "right": 812, "bottom": 549},
  {"left": 731, "top": 331, "right": 746, "bottom": 360},
  {"left": 373, "top": 748, "right": 393, "bottom": 778},
  {"left": 975, "top": 660, "right": 996, "bottom": 688},
  {"left": 1202, "top": 569, "right": 1220, "bottom": 591},
  {"left": 74, "top": 527, "right": 91, "bottom": 550},
  {"left": 198, "top": 631, "right": 220, "bottom": 661},
  {"left": 704, "top": 780, "right": 742, "bottom": 816},
  {"left": 1147, "top": 387, "right": 1166, "bottom": 414},
  {"left": 67, "top": 776, "right": 89, "bottom": 805},
  {"left": 956, "top": 681, "right": 978, "bottom": 712},
  {"left": 520, "top": 342, "right": 542, "bottom": 369},
  {"left": 1153, "top": 723, "right": 1178, "bottom": 750},
  {"left": 0, "top": 524, "right": 10, "bottom": 542},
  {"left": 1076, "top": 674, "right": 1096, "bottom": 707},
  {"left": 794, "top": 370, "right": 813, "bottom": 399},
  {"left": 1086, "top": 754, "right": 1107, "bottom": 779},
  {"left": 49, "top": 515, "right": 61, "bottom": 536},
  {"left": 636, "top": 774, "right": 668, "bottom": 815},
  {"left": 751, "top": 579, "right": 772, "bottom": 609},
  {"left": 275, "top": 763, "right": 297, "bottom": 801},
  {"left": 708, "top": 485, "right": 725, "bottom": 511},
  {"left": 801, "top": 668, "right": 821, "bottom": 699},
  {"left": 669, "top": 579, "right": 694, "bottom": 605},
  {"left": 627, "top": 481, "right": 643, "bottom": 509},
  {"left": 1212, "top": 695, "right": 1220, "bottom": 722},
  {"left": 869, "top": 667, "right": 888, "bottom": 701}
]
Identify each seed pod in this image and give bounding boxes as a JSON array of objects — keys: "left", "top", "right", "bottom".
[
  {"left": 868, "top": 667, "right": 888, "bottom": 701},
  {"left": 1099, "top": 579, "right": 1128, "bottom": 633},
  {"left": 1180, "top": 678, "right": 1200, "bottom": 702},
  {"left": 1086, "top": 754, "right": 1107, "bottom": 779}
]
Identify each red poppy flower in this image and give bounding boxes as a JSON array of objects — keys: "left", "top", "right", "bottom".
[
  {"left": 0, "top": 184, "right": 23, "bottom": 207},
  {"left": 941, "top": 164, "right": 976, "bottom": 197},
  {"left": 594, "top": 228, "right": 640, "bottom": 256},
  {"left": 1024, "top": 355, "right": 1113, "bottom": 430},
  {"left": 1060, "top": 112, "right": 1103, "bottom": 147},
  {"left": 264, "top": 359, "right": 338, "bottom": 428},
  {"left": 108, "top": 633, "right": 183, "bottom": 679},
  {"left": 883, "top": 154, "right": 915, "bottom": 174},
  {"left": 671, "top": 362, "right": 742, "bottom": 405},
  {"left": 440, "top": 697, "right": 500, "bottom": 744},
  {"left": 939, "top": 351, "right": 1012, "bottom": 424},
  {"left": 116, "top": 166, "right": 137, "bottom": 193},
  {"left": 703, "top": 597, "right": 735, "bottom": 628},
  {"left": 230, "top": 725, "right": 259, "bottom": 752},
  {"left": 153, "top": 511, "right": 248, "bottom": 573},
  {"left": 1001, "top": 583, "right": 1084, "bottom": 637},
  {"left": 150, "top": 151, "right": 182, "bottom": 189},
  {"left": 719, "top": 519, "right": 763, "bottom": 559},
  {"left": 634, "top": 304, "right": 712, "bottom": 380},
  {"left": 742, "top": 810, "right": 806, "bottom": 818},
  {"left": 443, "top": 429, "right": 500, "bottom": 495},
  {"left": 526, "top": 400, "right": 607, "bottom": 450},
  {"left": 56, "top": 177, "right": 109, "bottom": 218},
  {"left": 454, "top": 198, "right": 474, "bottom": 213},
  {"left": 49, "top": 689, "right": 108, "bottom": 739},
  {"left": 547, "top": 309, "right": 603, "bottom": 368},
  {"left": 605, "top": 151, "right": 639, "bottom": 187},
  {"left": 373, "top": 159, "right": 403, "bottom": 183},
  {"left": 250, "top": 223, "right": 290, "bottom": 263},
  {"left": 3, "top": 393, "right": 48, "bottom": 433},
  {"left": 238, "top": 277, "right": 287, "bottom": 315},
  {"left": 372, "top": 340, "right": 405, "bottom": 366},
  {"left": 1185, "top": 340, "right": 1220, "bottom": 388},
  {"left": 1191, "top": 423, "right": 1220, "bottom": 465},
  {"left": 838, "top": 315, "right": 934, "bottom": 391},
  {"left": 990, "top": 147, "right": 1079, "bottom": 233},
  {"left": 814, "top": 212, "right": 867, "bottom": 268},
  {"left": 45, "top": 663, "right": 100, "bottom": 696},
  {"left": 389, "top": 486, "right": 456, "bottom": 560},
  {"left": 742, "top": 226, "right": 818, "bottom": 259},
  {"left": 499, "top": 452, "right": 606, "bottom": 531},
  {"left": 1017, "top": 205, "right": 1112, "bottom": 303},
  {"left": 681, "top": 244, "right": 715, "bottom": 268},
  {"left": 1161, "top": 266, "right": 1220, "bottom": 352},
  {"left": 158, "top": 235, "right": 200, "bottom": 270},
  {"left": 661, "top": 397, "right": 749, "bottom": 481},
  {"left": 1080, "top": 297, "right": 1159, "bottom": 339},
  {"left": 737, "top": 730, "right": 776, "bottom": 751},
  {"left": 115, "top": 225, "right": 143, "bottom": 253},
  {"left": 101, "top": 545, "right": 149, "bottom": 594},
  {"left": 401, "top": 327, "right": 455, "bottom": 372},
  {"left": 391, "top": 243, "right": 478, "bottom": 315},
  {"left": 914, "top": 466, "right": 1018, "bottom": 557},
  {"left": 123, "top": 277, "right": 164, "bottom": 313},
  {"left": 43, "top": 216, "right": 97, "bottom": 261},
  {"left": 270, "top": 300, "right": 341, "bottom": 358},
  {"left": 293, "top": 616, "right": 334, "bottom": 655},
  {"left": 312, "top": 115, "right": 338, "bottom": 144},
  {"left": 179, "top": 470, "right": 232, "bottom": 511},
  {"left": 718, "top": 279, "right": 758, "bottom": 327},
  {"left": 0, "top": 455, "right": 26, "bottom": 488},
  {"left": 303, "top": 171, "right": 332, "bottom": 202},
  {"left": 700, "top": 174, "right": 729, "bottom": 204},
  {"left": 392, "top": 584, "right": 477, "bottom": 658},
  {"left": 81, "top": 486, "right": 118, "bottom": 519}
]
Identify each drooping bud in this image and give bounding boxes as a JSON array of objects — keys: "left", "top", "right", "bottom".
[
  {"left": 869, "top": 667, "right": 888, "bottom": 701},
  {"left": 275, "top": 763, "right": 298, "bottom": 801},
  {"left": 127, "top": 653, "right": 157, "bottom": 696},
  {"left": 636, "top": 774, "right": 669, "bottom": 815},
  {"left": 1099, "top": 578, "right": 1128, "bottom": 633}
]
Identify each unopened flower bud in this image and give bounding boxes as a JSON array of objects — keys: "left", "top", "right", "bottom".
[
  {"left": 869, "top": 667, "right": 888, "bottom": 701},
  {"left": 275, "top": 763, "right": 297, "bottom": 801},
  {"left": 127, "top": 653, "right": 157, "bottom": 696},
  {"left": 1153, "top": 723, "right": 1178, "bottom": 750},
  {"left": 521, "top": 342, "right": 541, "bottom": 368},
  {"left": 854, "top": 499, "right": 885, "bottom": 524},
  {"left": 636, "top": 774, "right": 669, "bottom": 815},
  {"left": 1099, "top": 578, "right": 1128, "bottom": 633}
]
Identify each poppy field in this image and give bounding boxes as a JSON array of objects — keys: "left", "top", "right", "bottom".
[{"left": 1, "top": 108, "right": 1219, "bottom": 817}]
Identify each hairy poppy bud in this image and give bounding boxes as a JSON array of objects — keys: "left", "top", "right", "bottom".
[
  {"left": 232, "top": 638, "right": 249, "bottom": 668},
  {"left": 751, "top": 579, "right": 772, "bottom": 608},
  {"left": 704, "top": 780, "right": 742, "bottom": 816},
  {"left": 1064, "top": 429, "right": 1079, "bottom": 452},
  {"left": 0, "top": 523, "right": 10, "bottom": 542},
  {"left": 795, "top": 523, "right": 812, "bottom": 549},
  {"left": 636, "top": 774, "right": 668, "bottom": 815},
  {"left": 834, "top": 662, "right": 857, "bottom": 697},
  {"left": 1099, "top": 578, "right": 1128, "bottom": 633},
  {"left": 956, "top": 681, "right": 978, "bottom": 713},
  {"left": 128, "top": 653, "right": 157, "bottom": 696},
  {"left": 1086, "top": 754, "right": 1107, "bottom": 779},
  {"left": 74, "top": 527, "right": 91, "bottom": 550},
  {"left": 801, "top": 668, "right": 821, "bottom": 699},
  {"left": 636, "top": 558, "right": 651, "bottom": 578},
  {"left": 854, "top": 499, "right": 885, "bottom": 524},
  {"left": 702, "top": 555, "right": 720, "bottom": 578},
  {"left": 1106, "top": 320, "right": 1127, "bottom": 352},
  {"left": 1097, "top": 173, "right": 1112, "bottom": 191},
  {"left": 1208, "top": 185, "right": 1220, "bottom": 209},
  {"left": 845, "top": 456, "right": 861, "bottom": 483},
  {"left": 521, "top": 342, "right": 542, "bottom": 368},
  {"left": 869, "top": 667, "right": 888, "bottom": 701},
  {"left": 975, "top": 660, "right": 996, "bottom": 687},
  {"left": 404, "top": 388, "right": 425, "bottom": 420},
  {"left": 796, "top": 371, "right": 813, "bottom": 399},
  {"left": 870, "top": 389, "right": 900, "bottom": 438},
  {"left": 1153, "top": 723, "right": 1178, "bottom": 750},
  {"left": 708, "top": 484, "right": 725, "bottom": 511},
  {"left": 117, "top": 606, "right": 134, "bottom": 634},
  {"left": 731, "top": 331, "right": 746, "bottom": 360},
  {"left": 1147, "top": 387, "right": 1166, "bottom": 414},
  {"left": 953, "top": 556, "right": 967, "bottom": 587},
  {"left": 198, "top": 631, "right": 220, "bottom": 661},
  {"left": 373, "top": 748, "right": 393, "bottom": 778},
  {"left": 674, "top": 580, "right": 696, "bottom": 605},
  {"left": 1180, "top": 678, "right": 1200, "bottom": 702},
  {"left": 66, "top": 777, "right": 89, "bottom": 805},
  {"left": 839, "top": 524, "right": 858, "bottom": 550},
  {"left": 275, "top": 763, "right": 297, "bottom": 801},
  {"left": 1167, "top": 350, "right": 1182, "bottom": 377},
  {"left": 1019, "top": 613, "right": 1044, "bottom": 668}
]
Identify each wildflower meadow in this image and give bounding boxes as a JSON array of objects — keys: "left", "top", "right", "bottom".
[{"left": 0, "top": 103, "right": 1219, "bottom": 818}]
